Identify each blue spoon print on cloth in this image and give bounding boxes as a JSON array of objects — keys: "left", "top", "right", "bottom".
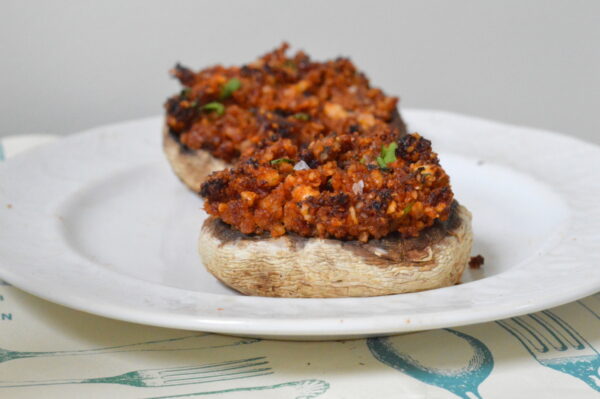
[
  {"left": 367, "top": 328, "right": 493, "bottom": 399},
  {"left": 497, "top": 310, "right": 600, "bottom": 392}
]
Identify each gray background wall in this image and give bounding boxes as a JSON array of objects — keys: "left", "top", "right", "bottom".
[{"left": 1, "top": 0, "right": 598, "bottom": 143}]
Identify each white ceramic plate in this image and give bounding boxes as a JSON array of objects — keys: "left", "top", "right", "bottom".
[{"left": 1, "top": 110, "right": 599, "bottom": 340}]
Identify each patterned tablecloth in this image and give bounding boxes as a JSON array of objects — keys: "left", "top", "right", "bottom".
[{"left": 1, "top": 136, "right": 599, "bottom": 399}]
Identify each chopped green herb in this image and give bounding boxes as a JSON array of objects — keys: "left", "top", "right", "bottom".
[
  {"left": 270, "top": 158, "right": 294, "bottom": 165},
  {"left": 403, "top": 202, "right": 414, "bottom": 215},
  {"left": 360, "top": 157, "right": 367, "bottom": 164},
  {"left": 201, "top": 102, "right": 225, "bottom": 115},
  {"left": 376, "top": 142, "right": 398, "bottom": 168},
  {"left": 188, "top": 101, "right": 198, "bottom": 108},
  {"left": 283, "top": 60, "right": 297, "bottom": 70},
  {"left": 293, "top": 113, "right": 310, "bottom": 121},
  {"left": 219, "top": 78, "right": 241, "bottom": 100},
  {"left": 180, "top": 87, "right": 192, "bottom": 98}
]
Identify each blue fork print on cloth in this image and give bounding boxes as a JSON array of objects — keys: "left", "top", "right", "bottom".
[
  {"left": 367, "top": 328, "right": 493, "bottom": 399},
  {"left": 497, "top": 310, "right": 600, "bottom": 392}
]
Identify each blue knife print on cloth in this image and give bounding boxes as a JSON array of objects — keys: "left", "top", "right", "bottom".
[
  {"left": 578, "top": 297, "right": 600, "bottom": 320},
  {"left": 497, "top": 309, "right": 600, "bottom": 392},
  {"left": 145, "top": 379, "right": 330, "bottom": 399},
  {"left": 367, "top": 328, "right": 493, "bottom": 399}
]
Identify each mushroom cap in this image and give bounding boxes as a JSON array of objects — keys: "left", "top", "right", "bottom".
[
  {"left": 198, "top": 202, "right": 473, "bottom": 298},
  {"left": 163, "top": 125, "right": 228, "bottom": 192}
]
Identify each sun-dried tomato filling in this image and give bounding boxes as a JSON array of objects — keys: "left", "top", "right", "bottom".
[
  {"left": 165, "top": 43, "right": 399, "bottom": 163},
  {"left": 201, "top": 133, "right": 453, "bottom": 241},
  {"left": 166, "top": 43, "right": 454, "bottom": 241}
]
